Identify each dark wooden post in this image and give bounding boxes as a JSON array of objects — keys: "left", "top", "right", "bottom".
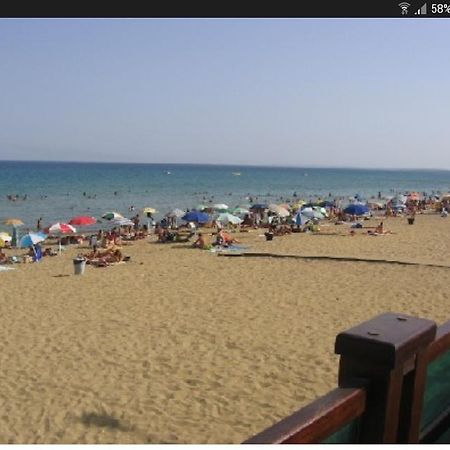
[{"left": 335, "top": 312, "right": 436, "bottom": 443}]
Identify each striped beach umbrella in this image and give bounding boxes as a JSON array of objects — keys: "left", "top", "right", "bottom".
[
  {"left": 19, "top": 232, "right": 47, "bottom": 248},
  {"left": 102, "top": 211, "right": 124, "bottom": 220},
  {"left": 45, "top": 222, "right": 77, "bottom": 235}
]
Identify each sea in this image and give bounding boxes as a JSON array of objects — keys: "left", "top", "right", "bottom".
[{"left": 1, "top": 160, "right": 450, "bottom": 230}]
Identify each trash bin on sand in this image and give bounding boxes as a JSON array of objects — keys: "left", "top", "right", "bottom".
[
  {"left": 264, "top": 232, "right": 274, "bottom": 241},
  {"left": 73, "top": 257, "right": 87, "bottom": 275}
]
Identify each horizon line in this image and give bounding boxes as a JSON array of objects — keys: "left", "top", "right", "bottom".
[{"left": 0, "top": 159, "right": 449, "bottom": 173}]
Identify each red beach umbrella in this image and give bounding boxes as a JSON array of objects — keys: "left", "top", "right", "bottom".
[
  {"left": 45, "top": 222, "right": 77, "bottom": 234},
  {"left": 69, "top": 216, "right": 97, "bottom": 226}
]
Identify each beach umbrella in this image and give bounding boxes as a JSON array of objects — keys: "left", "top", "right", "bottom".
[
  {"left": 232, "top": 207, "right": 250, "bottom": 215},
  {"left": 213, "top": 203, "right": 229, "bottom": 211},
  {"left": 143, "top": 207, "right": 158, "bottom": 215},
  {"left": 250, "top": 204, "right": 268, "bottom": 210},
  {"left": 19, "top": 232, "right": 47, "bottom": 248},
  {"left": 314, "top": 206, "right": 328, "bottom": 217},
  {"left": 102, "top": 211, "right": 124, "bottom": 220},
  {"left": 182, "top": 211, "right": 210, "bottom": 223},
  {"left": 300, "top": 207, "right": 325, "bottom": 219},
  {"left": 195, "top": 204, "right": 208, "bottom": 211},
  {"left": 0, "top": 238, "right": 4, "bottom": 248},
  {"left": 111, "top": 218, "right": 134, "bottom": 227},
  {"left": 69, "top": 216, "right": 97, "bottom": 226},
  {"left": 45, "top": 222, "right": 77, "bottom": 235},
  {"left": 343, "top": 204, "right": 370, "bottom": 216},
  {"left": 268, "top": 204, "right": 290, "bottom": 217},
  {"left": 216, "top": 213, "right": 243, "bottom": 225},
  {"left": 295, "top": 212, "right": 307, "bottom": 226},
  {"left": 0, "top": 232, "right": 12, "bottom": 243},
  {"left": 3, "top": 218, "right": 24, "bottom": 226},
  {"left": 368, "top": 201, "right": 384, "bottom": 210},
  {"left": 440, "top": 193, "right": 450, "bottom": 202},
  {"left": 166, "top": 208, "right": 185, "bottom": 218}
]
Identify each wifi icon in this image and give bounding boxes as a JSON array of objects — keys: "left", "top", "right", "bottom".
[{"left": 398, "top": 2, "right": 411, "bottom": 14}]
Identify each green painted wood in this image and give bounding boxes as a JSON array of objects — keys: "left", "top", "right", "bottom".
[
  {"left": 421, "top": 349, "right": 450, "bottom": 433},
  {"left": 321, "top": 419, "right": 360, "bottom": 444}
]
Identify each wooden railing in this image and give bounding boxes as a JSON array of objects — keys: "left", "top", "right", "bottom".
[{"left": 244, "top": 312, "right": 450, "bottom": 444}]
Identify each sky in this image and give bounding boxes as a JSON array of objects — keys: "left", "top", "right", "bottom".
[{"left": 0, "top": 18, "right": 449, "bottom": 169}]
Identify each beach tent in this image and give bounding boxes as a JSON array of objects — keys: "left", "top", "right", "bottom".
[
  {"left": 182, "top": 211, "right": 210, "bottom": 224},
  {"left": 343, "top": 204, "right": 370, "bottom": 216}
]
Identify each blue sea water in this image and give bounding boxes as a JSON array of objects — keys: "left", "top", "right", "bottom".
[{"left": 1, "top": 160, "right": 450, "bottom": 229}]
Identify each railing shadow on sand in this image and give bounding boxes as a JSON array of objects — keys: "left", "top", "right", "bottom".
[{"left": 243, "top": 312, "right": 450, "bottom": 444}]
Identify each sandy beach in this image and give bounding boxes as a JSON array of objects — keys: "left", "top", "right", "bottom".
[{"left": 1, "top": 213, "right": 450, "bottom": 443}]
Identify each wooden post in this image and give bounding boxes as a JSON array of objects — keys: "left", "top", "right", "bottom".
[{"left": 335, "top": 312, "right": 436, "bottom": 443}]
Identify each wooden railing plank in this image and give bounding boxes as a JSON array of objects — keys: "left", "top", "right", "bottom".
[
  {"left": 243, "top": 387, "right": 365, "bottom": 444},
  {"left": 426, "top": 320, "right": 450, "bottom": 363},
  {"left": 243, "top": 316, "right": 450, "bottom": 445}
]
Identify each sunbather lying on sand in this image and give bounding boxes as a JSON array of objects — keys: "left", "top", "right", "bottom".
[
  {"left": 368, "top": 221, "right": 392, "bottom": 235},
  {"left": 84, "top": 249, "right": 125, "bottom": 266}
]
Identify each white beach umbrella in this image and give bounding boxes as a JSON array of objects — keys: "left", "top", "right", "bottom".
[
  {"left": 111, "top": 218, "right": 134, "bottom": 227},
  {"left": 166, "top": 208, "right": 185, "bottom": 218},
  {"left": 300, "top": 207, "right": 325, "bottom": 219},
  {"left": 216, "top": 213, "right": 243, "bottom": 225},
  {"left": 213, "top": 203, "right": 229, "bottom": 211},
  {"left": 269, "top": 204, "right": 290, "bottom": 217}
]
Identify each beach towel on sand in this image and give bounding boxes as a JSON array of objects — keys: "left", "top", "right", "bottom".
[
  {"left": 0, "top": 266, "right": 15, "bottom": 272},
  {"left": 209, "top": 245, "right": 248, "bottom": 253}
]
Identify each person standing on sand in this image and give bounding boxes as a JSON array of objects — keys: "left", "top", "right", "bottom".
[{"left": 90, "top": 234, "right": 98, "bottom": 254}]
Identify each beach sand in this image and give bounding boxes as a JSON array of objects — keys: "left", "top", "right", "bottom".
[{"left": 1, "top": 213, "right": 450, "bottom": 443}]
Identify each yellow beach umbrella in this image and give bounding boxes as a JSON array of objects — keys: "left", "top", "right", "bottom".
[
  {"left": 3, "top": 218, "right": 24, "bottom": 226},
  {"left": 0, "top": 238, "right": 4, "bottom": 248},
  {"left": 0, "top": 232, "right": 11, "bottom": 242},
  {"left": 143, "top": 207, "right": 158, "bottom": 215}
]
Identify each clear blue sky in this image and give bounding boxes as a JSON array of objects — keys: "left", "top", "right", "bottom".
[{"left": 0, "top": 19, "right": 449, "bottom": 169}]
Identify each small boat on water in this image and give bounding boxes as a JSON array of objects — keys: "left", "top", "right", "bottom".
[
  {"left": 165, "top": 171, "right": 172, "bottom": 175},
  {"left": 232, "top": 172, "right": 241, "bottom": 176}
]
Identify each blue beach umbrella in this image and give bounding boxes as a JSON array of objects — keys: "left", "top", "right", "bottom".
[
  {"left": 19, "top": 232, "right": 47, "bottom": 248},
  {"left": 181, "top": 211, "right": 210, "bottom": 223},
  {"left": 343, "top": 204, "right": 370, "bottom": 216}
]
